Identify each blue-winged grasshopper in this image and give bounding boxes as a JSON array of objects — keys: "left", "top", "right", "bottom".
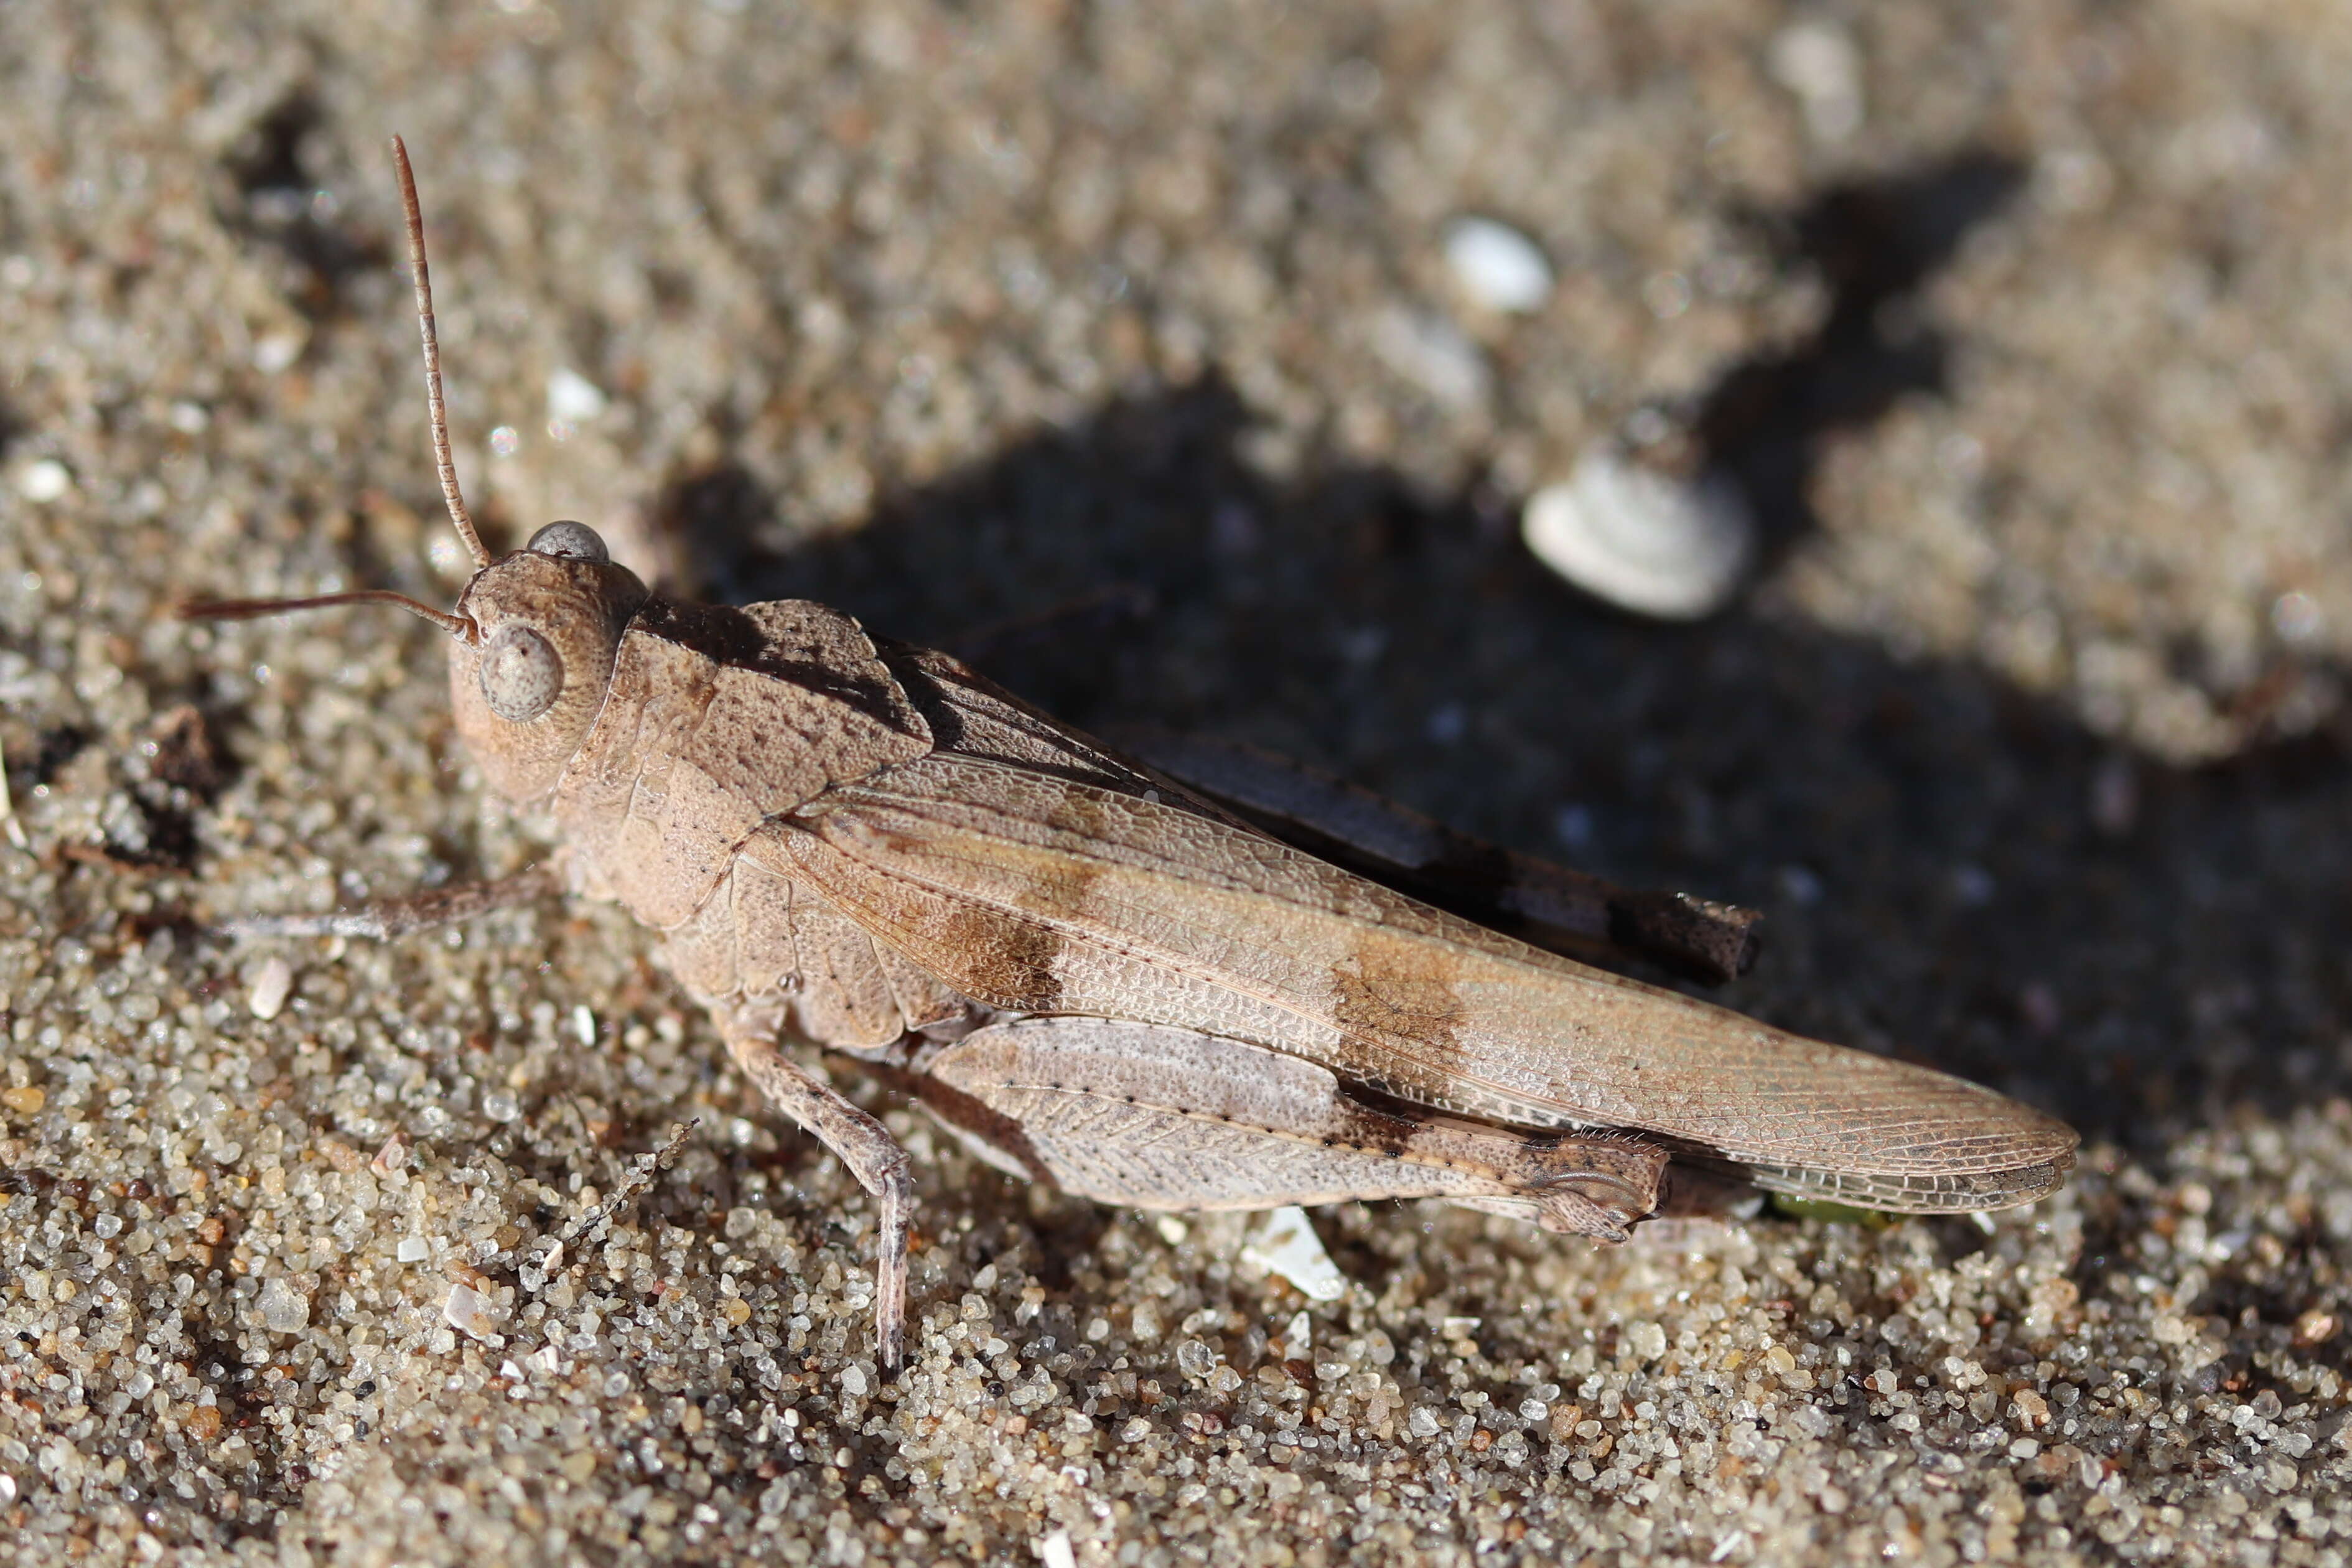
[{"left": 187, "top": 142, "right": 2076, "bottom": 1370}]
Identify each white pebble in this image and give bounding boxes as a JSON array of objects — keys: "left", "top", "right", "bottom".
[
  {"left": 572, "top": 1004, "right": 597, "bottom": 1047},
  {"left": 17, "top": 459, "right": 71, "bottom": 503},
  {"left": 444, "top": 1281, "right": 496, "bottom": 1339},
  {"left": 1626, "top": 1320, "right": 1669, "bottom": 1361},
  {"left": 1521, "top": 448, "right": 1753, "bottom": 620},
  {"left": 839, "top": 1363, "right": 869, "bottom": 1398},
  {"left": 1768, "top": 21, "right": 1865, "bottom": 143},
  {"left": 247, "top": 956, "right": 293, "bottom": 1021},
  {"left": 252, "top": 328, "right": 307, "bottom": 373},
  {"left": 398, "top": 1236, "right": 430, "bottom": 1263},
  {"left": 546, "top": 367, "right": 609, "bottom": 424},
  {"left": 1238, "top": 1205, "right": 1348, "bottom": 1301},
  {"left": 257, "top": 1277, "right": 309, "bottom": 1333},
  {"left": 1442, "top": 217, "right": 1554, "bottom": 313},
  {"left": 1037, "top": 1531, "right": 1077, "bottom": 1568}
]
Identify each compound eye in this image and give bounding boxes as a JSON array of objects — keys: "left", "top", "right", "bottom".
[
  {"left": 478, "top": 625, "right": 563, "bottom": 722},
  {"left": 526, "top": 520, "right": 608, "bottom": 563}
]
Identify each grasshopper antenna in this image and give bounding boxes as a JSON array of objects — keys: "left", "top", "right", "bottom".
[
  {"left": 391, "top": 134, "right": 492, "bottom": 571},
  {"left": 179, "top": 589, "right": 477, "bottom": 639},
  {"left": 179, "top": 139, "right": 489, "bottom": 642}
]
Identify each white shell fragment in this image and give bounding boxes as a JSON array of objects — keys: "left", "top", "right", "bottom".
[
  {"left": 1037, "top": 1531, "right": 1078, "bottom": 1568},
  {"left": 247, "top": 955, "right": 293, "bottom": 1021},
  {"left": 0, "top": 742, "right": 21, "bottom": 849},
  {"left": 443, "top": 1281, "right": 497, "bottom": 1339},
  {"left": 1442, "top": 217, "right": 1554, "bottom": 313},
  {"left": 1239, "top": 1205, "right": 1349, "bottom": 1301},
  {"left": 1522, "top": 448, "right": 1755, "bottom": 620}
]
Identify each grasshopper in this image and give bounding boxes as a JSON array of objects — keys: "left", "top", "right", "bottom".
[{"left": 188, "top": 142, "right": 2076, "bottom": 1371}]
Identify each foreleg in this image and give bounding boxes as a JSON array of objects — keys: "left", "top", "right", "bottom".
[{"left": 225, "top": 864, "right": 562, "bottom": 939}]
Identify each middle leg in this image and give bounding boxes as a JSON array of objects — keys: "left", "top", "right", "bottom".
[{"left": 717, "top": 1007, "right": 918, "bottom": 1371}]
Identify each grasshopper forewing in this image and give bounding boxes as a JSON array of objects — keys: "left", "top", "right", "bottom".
[{"left": 185, "top": 141, "right": 2077, "bottom": 1371}]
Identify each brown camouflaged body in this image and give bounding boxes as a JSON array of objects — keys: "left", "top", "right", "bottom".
[{"left": 527, "top": 592, "right": 2074, "bottom": 1215}]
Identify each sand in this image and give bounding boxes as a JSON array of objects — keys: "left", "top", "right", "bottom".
[{"left": 3, "top": 2, "right": 2350, "bottom": 1563}]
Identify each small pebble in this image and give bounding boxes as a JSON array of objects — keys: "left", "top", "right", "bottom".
[
  {"left": 398, "top": 1237, "right": 430, "bottom": 1264},
  {"left": 257, "top": 1277, "right": 309, "bottom": 1333},
  {"left": 1038, "top": 1530, "right": 1077, "bottom": 1568},
  {"left": 1768, "top": 19, "right": 1865, "bottom": 142},
  {"left": 1371, "top": 307, "right": 1491, "bottom": 411},
  {"left": 1521, "top": 449, "right": 1753, "bottom": 620},
  {"left": 1238, "top": 1206, "right": 1348, "bottom": 1301},
  {"left": 546, "top": 367, "right": 609, "bottom": 424},
  {"left": 1442, "top": 217, "right": 1554, "bottom": 313},
  {"left": 16, "top": 459, "right": 70, "bottom": 503},
  {"left": 1, "top": 1086, "right": 43, "bottom": 1115},
  {"left": 251, "top": 328, "right": 306, "bottom": 373},
  {"left": 2271, "top": 590, "right": 2322, "bottom": 643},
  {"left": 2292, "top": 1309, "right": 2339, "bottom": 1347},
  {"left": 248, "top": 956, "right": 293, "bottom": 1021}
]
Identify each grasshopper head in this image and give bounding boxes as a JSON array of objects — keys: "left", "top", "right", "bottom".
[
  {"left": 446, "top": 525, "right": 646, "bottom": 798},
  {"left": 182, "top": 138, "right": 649, "bottom": 801}
]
